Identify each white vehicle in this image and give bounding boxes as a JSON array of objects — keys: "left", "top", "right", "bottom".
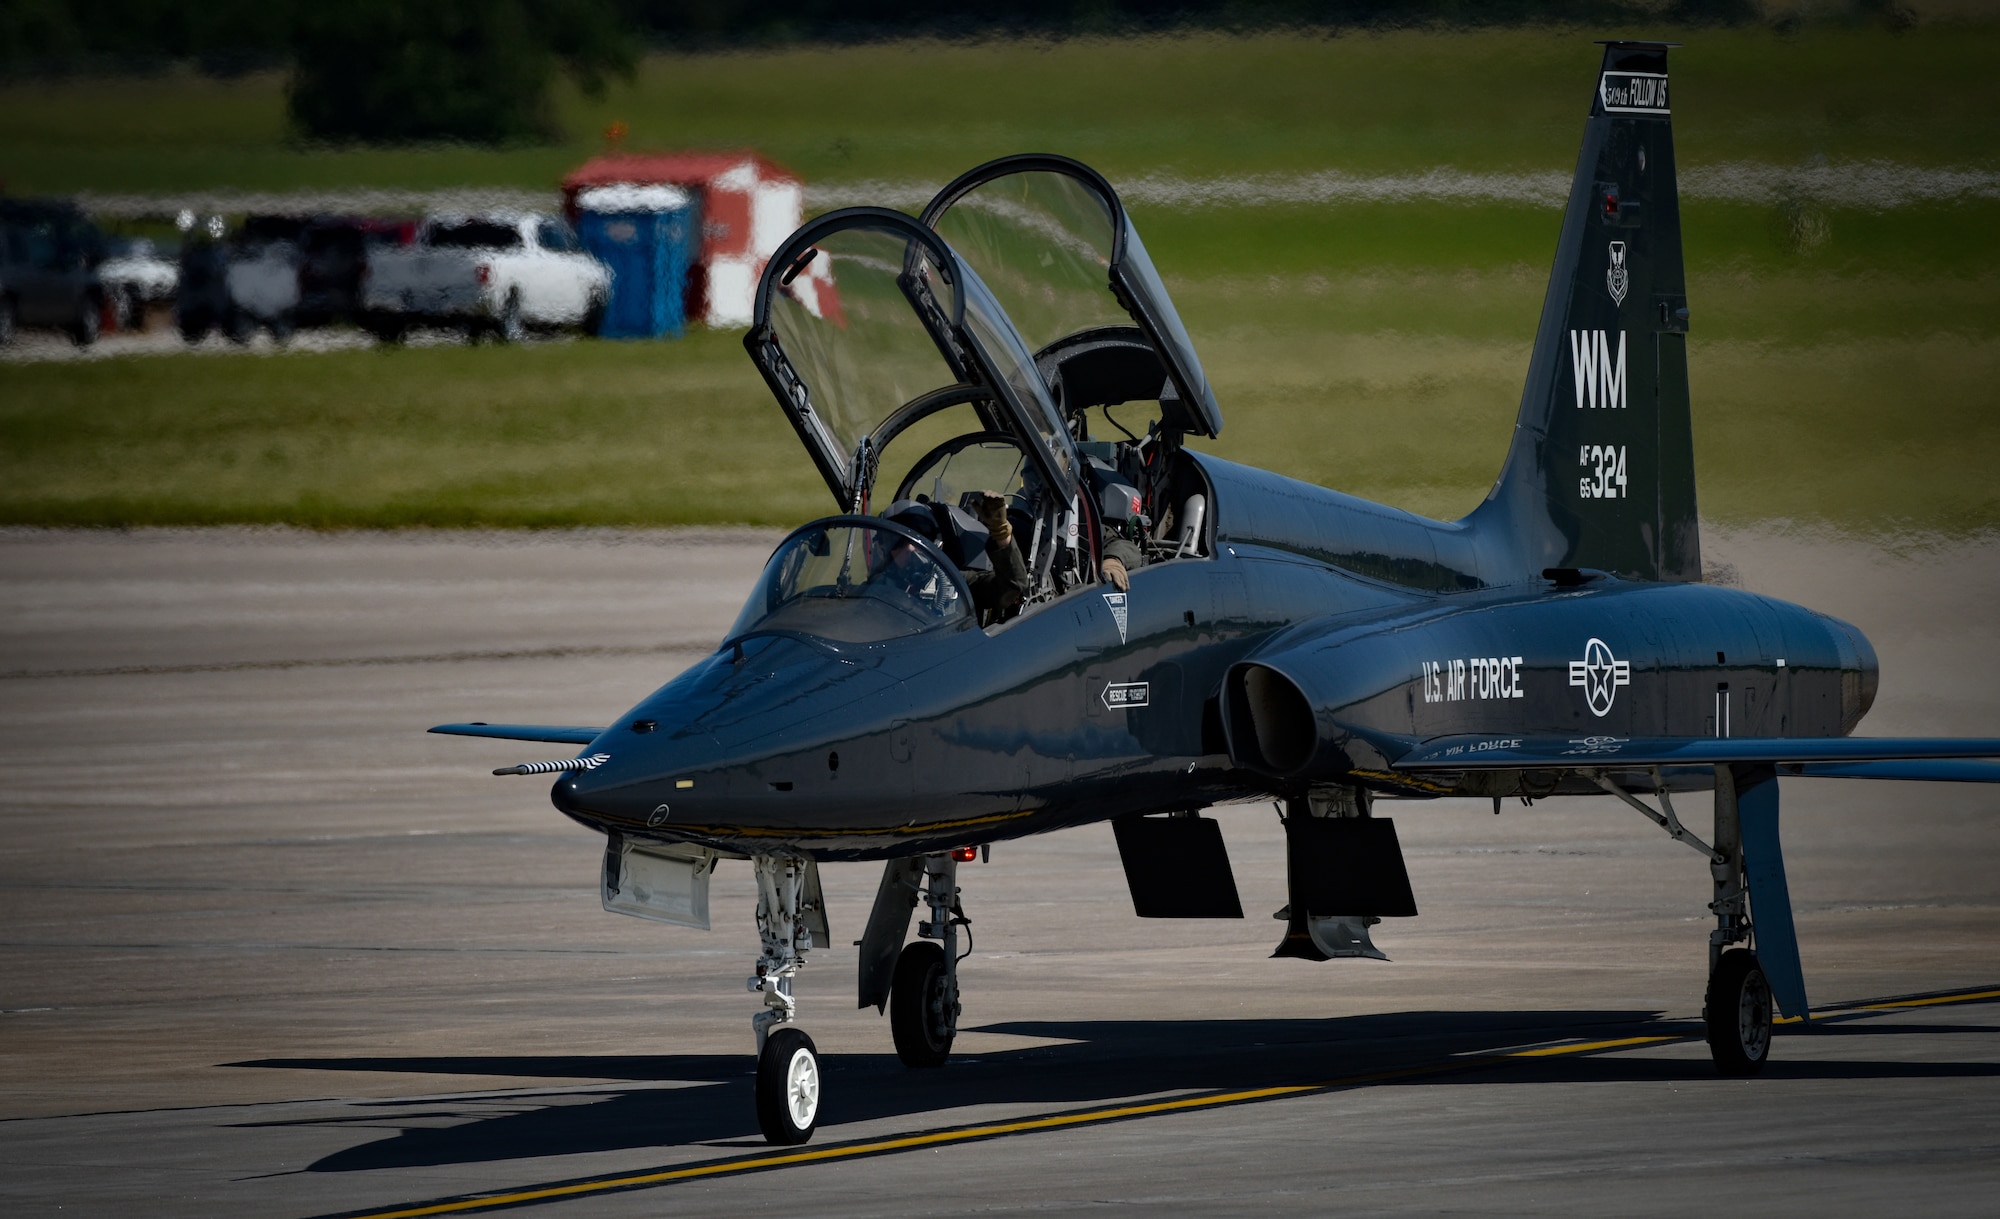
[
  {"left": 360, "top": 212, "right": 609, "bottom": 343},
  {"left": 97, "top": 237, "right": 178, "bottom": 332},
  {"left": 224, "top": 240, "right": 301, "bottom": 340}
]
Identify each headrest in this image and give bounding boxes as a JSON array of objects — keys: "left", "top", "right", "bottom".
[
  {"left": 1096, "top": 480, "right": 1144, "bottom": 527},
  {"left": 935, "top": 502, "right": 992, "bottom": 571}
]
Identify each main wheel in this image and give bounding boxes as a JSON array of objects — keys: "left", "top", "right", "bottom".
[
  {"left": 890, "top": 941, "right": 956, "bottom": 1068},
  {"left": 1705, "top": 948, "right": 1773, "bottom": 1076},
  {"left": 755, "top": 1026, "right": 820, "bottom": 1145}
]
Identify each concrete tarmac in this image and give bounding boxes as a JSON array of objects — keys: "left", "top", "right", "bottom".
[{"left": 2, "top": 525, "right": 1997, "bottom": 1217}]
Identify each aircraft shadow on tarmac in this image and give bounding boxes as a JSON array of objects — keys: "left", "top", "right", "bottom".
[{"left": 228, "top": 1005, "right": 2000, "bottom": 1175}]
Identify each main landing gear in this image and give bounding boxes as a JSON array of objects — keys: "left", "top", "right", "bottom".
[
  {"left": 1700, "top": 765, "right": 1777, "bottom": 1075},
  {"left": 891, "top": 855, "right": 968, "bottom": 1067},
  {"left": 1586, "top": 763, "right": 1800, "bottom": 1076},
  {"left": 748, "top": 855, "right": 827, "bottom": 1144}
]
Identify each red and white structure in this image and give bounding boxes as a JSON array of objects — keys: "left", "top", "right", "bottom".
[{"left": 561, "top": 151, "right": 803, "bottom": 328}]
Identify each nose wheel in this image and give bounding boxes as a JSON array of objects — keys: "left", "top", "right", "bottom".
[{"left": 756, "top": 1026, "right": 821, "bottom": 1144}]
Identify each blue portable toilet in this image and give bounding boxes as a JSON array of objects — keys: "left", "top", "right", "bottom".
[{"left": 574, "top": 184, "right": 700, "bottom": 339}]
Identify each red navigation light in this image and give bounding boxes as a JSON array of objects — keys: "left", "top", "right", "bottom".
[{"left": 950, "top": 846, "right": 978, "bottom": 862}]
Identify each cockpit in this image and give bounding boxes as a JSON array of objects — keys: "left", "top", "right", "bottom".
[
  {"left": 728, "top": 517, "right": 973, "bottom": 645},
  {"left": 737, "top": 156, "right": 1225, "bottom": 643}
]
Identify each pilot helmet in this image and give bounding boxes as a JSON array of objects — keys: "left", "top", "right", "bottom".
[{"left": 883, "top": 499, "right": 939, "bottom": 541}]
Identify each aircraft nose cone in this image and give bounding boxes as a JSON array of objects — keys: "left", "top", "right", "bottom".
[
  {"left": 548, "top": 740, "right": 695, "bottom": 824},
  {"left": 550, "top": 770, "right": 593, "bottom": 818}
]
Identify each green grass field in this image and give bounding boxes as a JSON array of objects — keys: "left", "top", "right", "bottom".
[{"left": 3, "top": 26, "right": 1996, "bottom": 534}]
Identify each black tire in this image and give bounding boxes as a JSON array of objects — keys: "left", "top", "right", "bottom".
[
  {"left": 755, "top": 1026, "right": 820, "bottom": 1145},
  {"left": 582, "top": 297, "right": 606, "bottom": 338},
  {"left": 364, "top": 314, "right": 406, "bottom": 345},
  {"left": 70, "top": 295, "right": 101, "bottom": 347},
  {"left": 0, "top": 296, "right": 16, "bottom": 346},
  {"left": 890, "top": 941, "right": 956, "bottom": 1068},
  {"left": 268, "top": 312, "right": 295, "bottom": 344},
  {"left": 177, "top": 308, "right": 211, "bottom": 344},
  {"left": 1705, "top": 948, "right": 1773, "bottom": 1076},
  {"left": 111, "top": 286, "right": 140, "bottom": 333},
  {"left": 497, "top": 290, "right": 525, "bottom": 344},
  {"left": 224, "top": 310, "right": 254, "bottom": 345}
]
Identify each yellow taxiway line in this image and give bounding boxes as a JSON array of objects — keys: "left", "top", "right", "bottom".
[
  {"left": 1506, "top": 1035, "right": 1677, "bottom": 1057},
  {"left": 1858, "top": 987, "right": 2000, "bottom": 1010},
  {"left": 333, "top": 984, "right": 2000, "bottom": 1219}
]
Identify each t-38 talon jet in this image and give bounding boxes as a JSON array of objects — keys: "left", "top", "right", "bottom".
[{"left": 433, "top": 42, "right": 2000, "bottom": 1144}]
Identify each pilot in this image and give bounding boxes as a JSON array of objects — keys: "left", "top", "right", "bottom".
[
  {"left": 883, "top": 496, "right": 1027, "bottom": 625},
  {"left": 967, "top": 491, "right": 1029, "bottom": 623},
  {"left": 1095, "top": 477, "right": 1148, "bottom": 593},
  {"left": 871, "top": 508, "right": 963, "bottom": 619}
]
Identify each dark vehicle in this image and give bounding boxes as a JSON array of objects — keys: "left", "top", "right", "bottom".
[
  {"left": 176, "top": 214, "right": 306, "bottom": 344},
  {"left": 0, "top": 199, "right": 107, "bottom": 346},
  {"left": 296, "top": 216, "right": 411, "bottom": 328},
  {"left": 432, "top": 43, "right": 2000, "bottom": 1145}
]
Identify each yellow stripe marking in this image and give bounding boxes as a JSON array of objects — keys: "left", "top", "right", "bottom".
[
  {"left": 1857, "top": 987, "right": 2000, "bottom": 1010},
  {"left": 1507, "top": 1035, "right": 1678, "bottom": 1057},
  {"left": 342, "top": 1085, "right": 1319, "bottom": 1219},
  {"left": 333, "top": 986, "right": 2000, "bottom": 1219}
]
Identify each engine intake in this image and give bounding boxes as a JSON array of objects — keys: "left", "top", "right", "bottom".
[{"left": 1222, "top": 662, "right": 1316, "bottom": 776}]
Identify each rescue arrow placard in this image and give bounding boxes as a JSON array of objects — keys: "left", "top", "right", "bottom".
[{"left": 1102, "top": 681, "right": 1149, "bottom": 710}]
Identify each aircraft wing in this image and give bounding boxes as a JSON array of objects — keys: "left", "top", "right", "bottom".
[
  {"left": 1396, "top": 735, "right": 2000, "bottom": 776},
  {"left": 1778, "top": 760, "right": 2000, "bottom": 783},
  {"left": 428, "top": 722, "right": 606, "bottom": 745}
]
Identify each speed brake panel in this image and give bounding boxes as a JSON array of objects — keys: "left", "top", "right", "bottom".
[{"left": 1112, "top": 814, "right": 1244, "bottom": 918}]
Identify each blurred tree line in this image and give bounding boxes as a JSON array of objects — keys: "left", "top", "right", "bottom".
[{"left": 2, "top": 0, "right": 1914, "bottom": 144}]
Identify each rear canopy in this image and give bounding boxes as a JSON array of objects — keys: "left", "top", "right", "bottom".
[{"left": 919, "top": 155, "right": 1222, "bottom": 440}]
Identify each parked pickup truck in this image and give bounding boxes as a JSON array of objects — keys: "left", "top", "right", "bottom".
[{"left": 360, "top": 212, "right": 610, "bottom": 342}]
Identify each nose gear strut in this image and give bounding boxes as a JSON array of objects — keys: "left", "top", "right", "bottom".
[{"left": 747, "top": 854, "right": 830, "bottom": 1144}]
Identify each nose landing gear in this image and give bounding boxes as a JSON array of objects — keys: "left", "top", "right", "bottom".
[{"left": 749, "top": 855, "right": 828, "bottom": 1144}]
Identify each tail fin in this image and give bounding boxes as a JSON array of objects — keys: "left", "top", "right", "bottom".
[{"left": 1468, "top": 41, "right": 1699, "bottom": 584}]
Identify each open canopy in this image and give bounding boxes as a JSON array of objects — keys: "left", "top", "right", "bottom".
[
  {"left": 919, "top": 155, "right": 1222, "bottom": 440},
  {"left": 746, "top": 207, "right": 1080, "bottom": 512}
]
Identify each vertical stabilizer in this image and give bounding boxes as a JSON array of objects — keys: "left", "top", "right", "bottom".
[{"left": 1468, "top": 42, "right": 1700, "bottom": 584}]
